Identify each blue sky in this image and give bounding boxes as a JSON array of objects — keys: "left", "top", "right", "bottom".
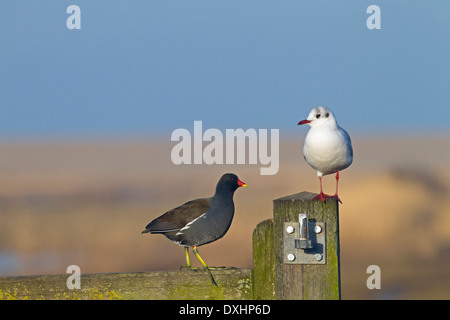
[{"left": 0, "top": 1, "right": 449, "bottom": 138}]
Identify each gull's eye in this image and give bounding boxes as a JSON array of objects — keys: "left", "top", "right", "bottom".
[{"left": 315, "top": 113, "right": 321, "bottom": 119}]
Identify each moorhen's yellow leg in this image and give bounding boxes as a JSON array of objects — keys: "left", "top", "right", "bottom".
[
  {"left": 180, "top": 246, "right": 199, "bottom": 271},
  {"left": 192, "top": 246, "right": 218, "bottom": 287}
]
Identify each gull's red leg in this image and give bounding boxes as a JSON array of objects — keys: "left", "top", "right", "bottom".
[
  {"left": 332, "top": 171, "right": 343, "bottom": 204},
  {"left": 312, "top": 176, "right": 330, "bottom": 203}
]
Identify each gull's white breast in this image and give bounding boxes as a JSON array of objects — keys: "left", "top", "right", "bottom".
[{"left": 303, "top": 125, "right": 353, "bottom": 176}]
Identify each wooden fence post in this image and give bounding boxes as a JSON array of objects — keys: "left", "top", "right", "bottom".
[
  {"left": 252, "top": 191, "right": 341, "bottom": 300},
  {"left": 272, "top": 191, "right": 341, "bottom": 300},
  {"left": 252, "top": 219, "right": 275, "bottom": 299}
]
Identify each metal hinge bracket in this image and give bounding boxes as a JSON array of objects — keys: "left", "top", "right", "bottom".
[{"left": 283, "top": 213, "right": 326, "bottom": 264}]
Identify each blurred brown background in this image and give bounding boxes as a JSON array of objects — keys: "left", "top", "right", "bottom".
[{"left": 0, "top": 134, "right": 449, "bottom": 299}]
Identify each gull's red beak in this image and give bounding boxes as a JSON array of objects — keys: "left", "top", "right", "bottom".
[
  {"left": 237, "top": 179, "right": 247, "bottom": 187},
  {"left": 298, "top": 119, "right": 311, "bottom": 125}
]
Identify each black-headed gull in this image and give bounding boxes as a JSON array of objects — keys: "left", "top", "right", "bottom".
[{"left": 298, "top": 106, "right": 353, "bottom": 204}]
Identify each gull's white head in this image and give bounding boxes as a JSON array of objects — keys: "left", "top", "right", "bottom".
[{"left": 298, "top": 106, "right": 337, "bottom": 128}]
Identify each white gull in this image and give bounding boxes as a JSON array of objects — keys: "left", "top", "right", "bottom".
[{"left": 298, "top": 106, "right": 353, "bottom": 203}]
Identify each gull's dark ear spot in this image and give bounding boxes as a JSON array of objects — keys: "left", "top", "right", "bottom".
[{"left": 325, "top": 112, "right": 329, "bottom": 118}]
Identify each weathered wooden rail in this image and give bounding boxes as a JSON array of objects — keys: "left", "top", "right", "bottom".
[{"left": 0, "top": 192, "right": 340, "bottom": 300}]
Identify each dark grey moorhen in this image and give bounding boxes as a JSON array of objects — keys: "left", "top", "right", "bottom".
[{"left": 142, "top": 173, "right": 247, "bottom": 286}]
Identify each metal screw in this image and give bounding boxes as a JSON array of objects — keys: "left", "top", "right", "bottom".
[
  {"left": 314, "top": 225, "right": 322, "bottom": 234},
  {"left": 287, "top": 254, "right": 296, "bottom": 261},
  {"left": 314, "top": 253, "right": 323, "bottom": 261},
  {"left": 286, "top": 226, "right": 295, "bottom": 234}
]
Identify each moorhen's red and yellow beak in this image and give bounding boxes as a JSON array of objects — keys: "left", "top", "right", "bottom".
[{"left": 237, "top": 179, "right": 247, "bottom": 187}]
